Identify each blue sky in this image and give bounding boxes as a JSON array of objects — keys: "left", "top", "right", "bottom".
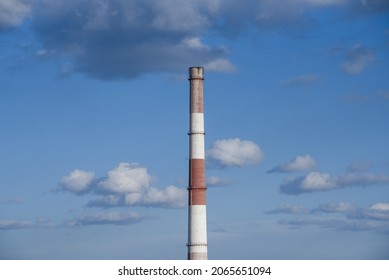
[{"left": 0, "top": 0, "right": 388, "bottom": 260}]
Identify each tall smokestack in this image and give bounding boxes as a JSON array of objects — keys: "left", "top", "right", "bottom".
[{"left": 187, "top": 67, "right": 208, "bottom": 260}]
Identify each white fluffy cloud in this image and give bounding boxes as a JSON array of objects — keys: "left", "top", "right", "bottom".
[
  {"left": 207, "top": 138, "right": 264, "bottom": 167},
  {"left": 268, "top": 155, "right": 315, "bottom": 173},
  {"left": 141, "top": 185, "right": 186, "bottom": 208},
  {"left": 60, "top": 169, "right": 95, "bottom": 194},
  {"left": 60, "top": 162, "right": 186, "bottom": 209},
  {"left": 280, "top": 171, "right": 389, "bottom": 195},
  {"left": 97, "top": 163, "right": 151, "bottom": 194}
]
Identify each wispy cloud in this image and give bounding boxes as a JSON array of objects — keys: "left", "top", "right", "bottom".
[
  {"left": 340, "top": 45, "right": 375, "bottom": 74},
  {"left": 347, "top": 160, "right": 373, "bottom": 173},
  {"left": 60, "top": 162, "right": 186, "bottom": 208},
  {"left": 281, "top": 74, "right": 321, "bottom": 87},
  {"left": 280, "top": 171, "right": 389, "bottom": 195},
  {"left": 266, "top": 204, "right": 309, "bottom": 214},
  {"left": 66, "top": 211, "right": 143, "bottom": 226},
  {"left": 279, "top": 218, "right": 387, "bottom": 233},
  {"left": 206, "top": 138, "right": 264, "bottom": 168},
  {"left": 206, "top": 176, "right": 234, "bottom": 187},
  {"left": 267, "top": 155, "right": 315, "bottom": 173},
  {"left": 0, "top": 218, "right": 54, "bottom": 230},
  {"left": 268, "top": 202, "right": 389, "bottom": 234},
  {"left": 0, "top": 197, "right": 25, "bottom": 204}
]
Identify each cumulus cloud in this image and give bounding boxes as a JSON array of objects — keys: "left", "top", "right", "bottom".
[
  {"left": 60, "top": 162, "right": 186, "bottom": 209},
  {"left": 340, "top": 45, "right": 375, "bottom": 74},
  {"left": 207, "top": 138, "right": 264, "bottom": 168},
  {"left": 67, "top": 211, "right": 142, "bottom": 226},
  {"left": 60, "top": 169, "right": 95, "bottom": 194},
  {"left": 88, "top": 185, "right": 186, "bottom": 209},
  {"left": 280, "top": 171, "right": 389, "bottom": 195},
  {"left": 141, "top": 185, "right": 186, "bottom": 208},
  {"left": 268, "top": 155, "right": 315, "bottom": 173},
  {"left": 97, "top": 163, "right": 151, "bottom": 194},
  {"left": 0, "top": 0, "right": 31, "bottom": 30}
]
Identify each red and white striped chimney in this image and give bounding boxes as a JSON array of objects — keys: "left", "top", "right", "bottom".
[{"left": 187, "top": 67, "right": 208, "bottom": 260}]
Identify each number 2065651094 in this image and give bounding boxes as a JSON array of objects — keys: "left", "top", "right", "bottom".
[{"left": 211, "top": 266, "right": 271, "bottom": 276}]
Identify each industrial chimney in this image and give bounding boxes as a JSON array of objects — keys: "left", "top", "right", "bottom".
[{"left": 187, "top": 67, "right": 208, "bottom": 260}]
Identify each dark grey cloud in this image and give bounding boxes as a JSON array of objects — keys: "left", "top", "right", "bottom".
[
  {"left": 31, "top": 0, "right": 230, "bottom": 79},
  {"left": 0, "top": 0, "right": 32, "bottom": 30},
  {"left": 350, "top": 0, "right": 389, "bottom": 15},
  {"left": 2, "top": 0, "right": 388, "bottom": 79}
]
